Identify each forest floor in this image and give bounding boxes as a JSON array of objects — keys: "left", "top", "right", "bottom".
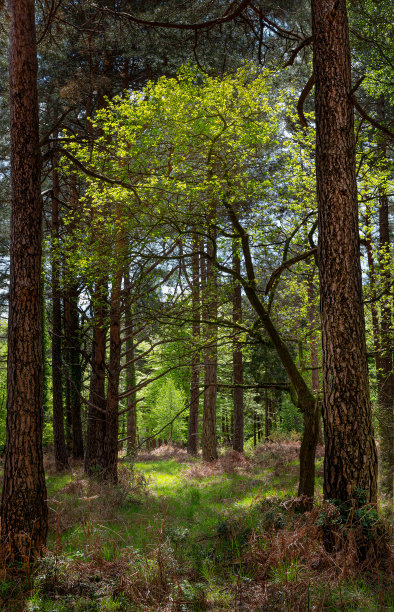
[{"left": 0, "top": 442, "right": 392, "bottom": 611}]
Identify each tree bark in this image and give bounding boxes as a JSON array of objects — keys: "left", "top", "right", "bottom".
[
  {"left": 0, "top": 0, "right": 48, "bottom": 561},
  {"left": 202, "top": 233, "right": 218, "bottom": 461},
  {"left": 265, "top": 391, "right": 269, "bottom": 441},
  {"left": 312, "top": 0, "right": 377, "bottom": 503},
  {"left": 63, "top": 294, "right": 72, "bottom": 453},
  {"left": 232, "top": 243, "right": 244, "bottom": 453},
  {"left": 124, "top": 269, "right": 137, "bottom": 455},
  {"left": 51, "top": 157, "right": 68, "bottom": 471},
  {"left": 65, "top": 285, "right": 84, "bottom": 459},
  {"left": 375, "top": 95, "right": 393, "bottom": 497},
  {"left": 84, "top": 283, "right": 107, "bottom": 475},
  {"left": 221, "top": 202, "right": 317, "bottom": 499},
  {"left": 377, "top": 187, "right": 393, "bottom": 496},
  {"left": 187, "top": 233, "right": 200, "bottom": 455},
  {"left": 104, "top": 205, "right": 123, "bottom": 483}
]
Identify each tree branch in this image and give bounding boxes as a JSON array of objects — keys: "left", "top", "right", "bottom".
[
  {"left": 265, "top": 248, "right": 317, "bottom": 294},
  {"left": 101, "top": 0, "right": 251, "bottom": 31},
  {"left": 297, "top": 73, "right": 315, "bottom": 128}
]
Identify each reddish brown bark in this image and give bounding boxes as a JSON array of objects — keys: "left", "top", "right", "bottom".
[
  {"left": 312, "top": 0, "right": 377, "bottom": 503},
  {"left": 0, "top": 0, "right": 48, "bottom": 560}
]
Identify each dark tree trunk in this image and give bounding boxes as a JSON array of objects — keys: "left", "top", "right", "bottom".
[
  {"left": 63, "top": 295, "right": 72, "bottom": 453},
  {"left": 65, "top": 286, "right": 84, "bottom": 459},
  {"left": 84, "top": 283, "right": 107, "bottom": 475},
  {"left": 104, "top": 206, "right": 123, "bottom": 483},
  {"left": 375, "top": 96, "right": 393, "bottom": 497},
  {"left": 202, "top": 234, "right": 218, "bottom": 462},
  {"left": 51, "top": 158, "right": 68, "bottom": 471},
  {"left": 187, "top": 233, "right": 200, "bottom": 455},
  {"left": 232, "top": 244, "right": 244, "bottom": 452},
  {"left": 265, "top": 391, "right": 269, "bottom": 441},
  {"left": 0, "top": 0, "right": 48, "bottom": 560},
  {"left": 124, "top": 269, "right": 137, "bottom": 455},
  {"left": 253, "top": 411, "right": 257, "bottom": 447},
  {"left": 312, "top": 0, "right": 378, "bottom": 503},
  {"left": 257, "top": 413, "right": 262, "bottom": 442},
  {"left": 377, "top": 188, "right": 393, "bottom": 497}
]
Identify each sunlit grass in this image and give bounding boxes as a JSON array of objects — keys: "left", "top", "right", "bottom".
[{"left": 4, "top": 447, "right": 387, "bottom": 611}]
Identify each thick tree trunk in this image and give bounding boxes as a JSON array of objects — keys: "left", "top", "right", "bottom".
[
  {"left": 65, "top": 286, "right": 84, "bottom": 460},
  {"left": 84, "top": 284, "right": 107, "bottom": 475},
  {"left": 312, "top": 0, "right": 377, "bottom": 503},
  {"left": 202, "top": 235, "right": 218, "bottom": 461},
  {"left": 0, "top": 0, "right": 48, "bottom": 560},
  {"left": 187, "top": 234, "right": 200, "bottom": 455},
  {"left": 232, "top": 245, "right": 244, "bottom": 453},
  {"left": 51, "top": 158, "right": 68, "bottom": 471}
]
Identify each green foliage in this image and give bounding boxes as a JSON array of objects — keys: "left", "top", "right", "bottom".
[{"left": 142, "top": 377, "right": 187, "bottom": 442}]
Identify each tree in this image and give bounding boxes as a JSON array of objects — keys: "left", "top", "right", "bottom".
[
  {"left": 311, "top": 0, "right": 378, "bottom": 504},
  {"left": 51, "top": 154, "right": 69, "bottom": 471},
  {"left": 0, "top": 0, "right": 48, "bottom": 560},
  {"left": 65, "top": 67, "right": 321, "bottom": 497}
]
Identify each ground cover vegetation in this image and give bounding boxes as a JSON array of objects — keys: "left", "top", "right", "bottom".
[{"left": 0, "top": 0, "right": 392, "bottom": 609}]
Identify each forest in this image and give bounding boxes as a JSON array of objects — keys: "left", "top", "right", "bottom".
[{"left": 0, "top": 0, "right": 392, "bottom": 610}]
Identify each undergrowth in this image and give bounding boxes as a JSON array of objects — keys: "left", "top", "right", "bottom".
[{"left": 0, "top": 443, "right": 391, "bottom": 611}]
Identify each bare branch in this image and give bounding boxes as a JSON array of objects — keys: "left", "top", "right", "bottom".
[{"left": 101, "top": 0, "right": 251, "bottom": 31}]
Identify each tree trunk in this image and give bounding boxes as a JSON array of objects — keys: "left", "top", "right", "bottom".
[
  {"left": 253, "top": 411, "right": 257, "bottom": 447},
  {"left": 63, "top": 295, "right": 72, "bottom": 453},
  {"left": 84, "top": 283, "right": 107, "bottom": 475},
  {"left": 51, "top": 157, "right": 68, "bottom": 471},
  {"left": 232, "top": 243, "right": 244, "bottom": 452},
  {"left": 0, "top": 0, "right": 48, "bottom": 561},
  {"left": 202, "top": 234, "right": 218, "bottom": 461},
  {"left": 124, "top": 269, "right": 137, "bottom": 455},
  {"left": 104, "top": 205, "right": 123, "bottom": 483},
  {"left": 375, "top": 96, "right": 393, "bottom": 497},
  {"left": 65, "top": 286, "right": 84, "bottom": 460},
  {"left": 312, "top": 0, "right": 378, "bottom": 503},
  {"left": 187, "top": 233, "right": 200, "bottom": 455},
  {"left": 265, "top": 391, "right": 269, "bottom": 441},
  {"left": 224, "top": 203, "right": 318, "bottom": 500},
  {"left": 377, "top": 190, "right": 393, "bottom": 496}
]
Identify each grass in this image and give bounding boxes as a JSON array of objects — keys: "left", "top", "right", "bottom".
[{"left": 0, "top": 442, "right": 392, "bottom": 611}]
